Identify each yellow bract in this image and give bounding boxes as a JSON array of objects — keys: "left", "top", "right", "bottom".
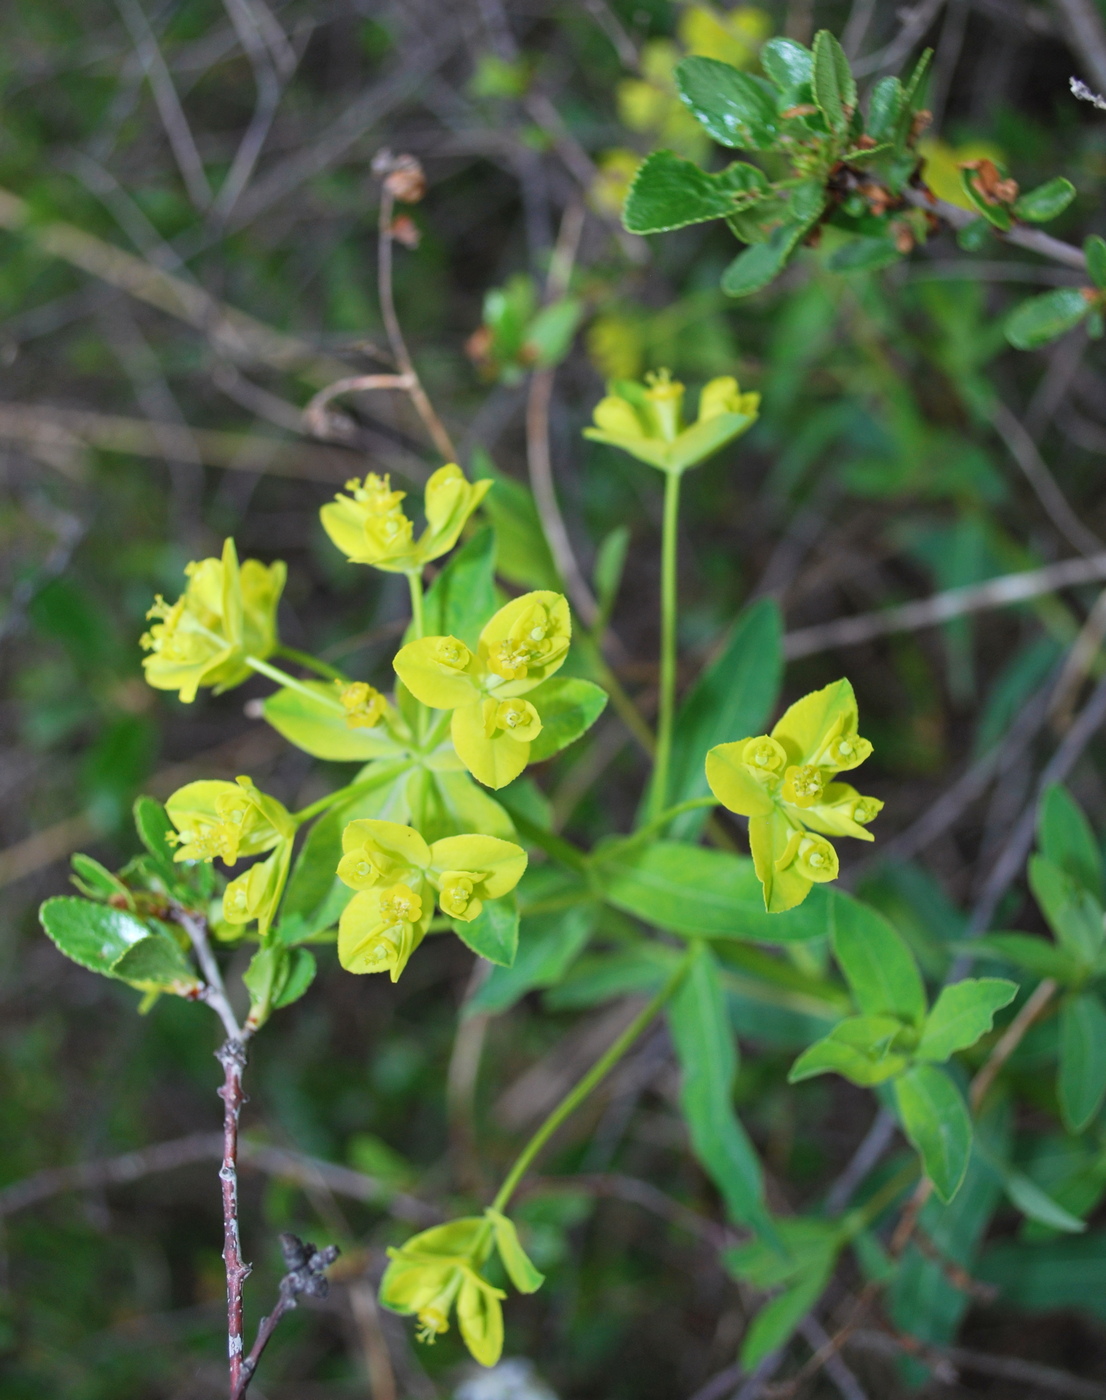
[
  {"left": 164, "top": 776, "right": 294, "bottom": 865},
  {"left": 335, "top": 680, "right": 388, "bottom": 728},
  {"left": 706, "top": 679, "right": 882, "bottom": 913},
  {"left": 140, "top": 538, "right": 285, "bottom": 702},
  {"left": 335, "top": 818, "right": 527, "bottom": 980},
  {"left": 584, "top": 369, "right": 760, "bottom": 474},
  {"left": 319, "top": 463, "right": 491, "bottom": 572},
  {"left": 380, "top": 1209, "right": 544, "bottom": 1368},
  {"left": 393, "top": 591, "right": 571, "bottom": 788}
]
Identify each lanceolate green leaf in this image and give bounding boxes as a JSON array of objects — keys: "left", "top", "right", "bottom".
[
  {"left": 600, "top": 842, "right": 832, "bottom": 941},
  {"left": 525, "top": 677, "right": 608, "bottom": 763},
  {"left": 668, "top": 942, "right": 771, "bottom": 1234},
  {"left": 418, "top": 526, "right": 497, "bottom": 648},
  {"left": 1029, "top": 854, "right": 1103, "bottom": 963},
  {"left": 830, "top": 893, "right": 927, "bottom": 1025},
  {"left": 1005, "top": 289, "right": 1089, "bottom": 351},
  {"left": 894, "top": 1063, "right": 973, "bottom": 1203},
  {"left": 916, "top": 978, "right": 1017, "bottom": 1063},
  {"left": 1039, "top": 784, "right": 1104, "bottom": 903},
  {"left": 675, "top": 56, "right": 780, "bottom": 150},
  {"left": 1059, "top": 993, "right": 1106, "bottom": 1133},
  {"left": 1002, "top": 1168, "right": 1087, "bottom": 1234},
  {"left": 623, "top": 150, "right": 768, "bottom": 235},
  {"left": 664, "top": 598, "right": 782, "bottom": 839},
  {"left": 740, "top": 1265, "right": 832, "bottom": 1368}
]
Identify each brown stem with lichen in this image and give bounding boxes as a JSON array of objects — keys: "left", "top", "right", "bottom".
[{"left": 218, "top": 1038, "right": 251, "bottom": 1398}]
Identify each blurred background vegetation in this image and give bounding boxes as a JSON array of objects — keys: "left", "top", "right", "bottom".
[{"left": 3, "top": 0, "right": 1106, "bottom": 1396}]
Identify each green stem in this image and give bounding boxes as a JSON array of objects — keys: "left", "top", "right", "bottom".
[
  {"left": 490, "top": 951, "right": 692, "bottom": 1213},
  {"left": 407, "top": 570, "right": 425, "bottom": 640},
  {"left": 291, "top": 759, "right": 411, "bottom": 825},
  {"left": 274, "top": 644, "right": 348, "bottom": 683},
  {"left": 650, "top": 469, "right": 681, "bottom": 822},
  {"left": 595, "top": 795, "right": 716, "bottom": 866},
  {"left": 245, "top": 655, "right": 346, "bottom": 711}
]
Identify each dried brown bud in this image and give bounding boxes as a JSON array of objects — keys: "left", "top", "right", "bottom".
[
  {"left": 389, "top": 214, "right": 421, "bottom": 248},
  {"left": 803, "top": 225, "right": 823, "bottom": 249},
  {"left": 891, "top": 221, "right": 915, "bottom": 254},
  {"left": 372, "top": 149, "right": 427, "bottom": 203},
  {"left": 910, "top": 109, "right": 933, "bottom": 141},
  {"left": 464, "top": 324, "right": 494, "bottom": 369},
  {"left": 855, "top": 135, "right": 878, "bottom": 150},
  {"left": 962, "top": 158, "right": 1019, "bottom": 206},
  {"left": 781, "top": 103, "right": 819, "bottom": 119},
  {"left": 858, "top": 181, "right": 891, "bottom": 216}
]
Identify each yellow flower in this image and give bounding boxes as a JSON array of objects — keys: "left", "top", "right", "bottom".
[
  {"left": 678, "top": 5, "right": 771, "bottom": 67},
  {"left": 584, "top": 369, "right": 759, "bottom": 474},
  {"left": 336, "top": 680, "right": 388, "bottom": 728},
  {"left": 335, "top": 818, "right": 527, "bottom": 979},
  {"left": 140, "top": 538, "right": 285, "bottom": 702},
  {"left": 164, "top": 776, "right": 294, "bottom": 866},
  {"left": 392, "top": 591, "right": 572, "bottom": 788},
  {"left": 706, "top": 679, "right": 881, "bottom": 913},
  {"left": 222, "top": 841, "right": 293, "bottom": 939},
  {"left": 380, "top": 1209, "right": 543, "bottom": 1368},
  {"left": 320, "top": 464, "right": 491, "bottom": 572}
]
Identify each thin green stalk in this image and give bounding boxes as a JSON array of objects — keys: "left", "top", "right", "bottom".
[
  {"left": 594, "top": 795, "right": 716, "bottom": 867},
  {"left": 650, "top": 469, "right": 681, "bottom": 822},
  {"left": 292, "top": 759, "right": 411, "bottom": 825},
  {"left": 245, "top": 655, "right": 345, "bottom": 711},
  {"left": 275, "top": 644, "right": 348, "bottom": 683},
  {"left": 491, "top": 951, "right": 692, "bottom": 1213},
  {"left": 407, "top": 570, "right": 425, "bottom": 640}
]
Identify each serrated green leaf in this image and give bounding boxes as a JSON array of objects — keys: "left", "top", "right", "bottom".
[
  {"left": 668, "top": 942, "right": 771, "bottom": 1233},
  {"left": 623, "top": 150, "right": 768, "bottom": 234},
  {"left": 1039, "top": 784, "right": 1103, "bottom": 903},
  {"left": 664, "top": 598, "right": 782, "bottom": 839},
  {"left": 525, "top": 676, "right": 608, "bottom": 763},
  {"left": 70, "top": 853, "right": 131, "bottom": 904},
  {"left": 40, "top": 896, "right": 152, "bottom": 976},
  {"left": 811, "top": 29, "right": 855, "bottom": 135},
  {"left": 675, "top": 56, "right": 780, "bottom": 150},
  {"left": 1006, "top": 288, "right": 1089, "bottom": 349},
  {"left": 759, "top": 37, "right": 813, "bottom": 93},
  {"left": 1059, "top": 993, "right": 1106, "bottom": 1132},
  {"left": 895, "top": 1063, "right": 972, "bottom": 1203},
  {"left": 826, "top": 234, "right": 903, "bottom": 272},
  {"left": 788, "top": 1014, "right": 909, "bottom": 1085},
  {"left": 866, "top": 76, "right": 904, "bottom": 144},
  {"left": 452, "top": 894, "right": 519, "bottom": 966},
  {"left": 112, "top": 931, "right": 201, "bottom": 994},
  {"left": 599, "top": 841, "right": 833, "bottom": 941},
  {"left": 1086, "top": 235, "right": 1106, "bottom": 291},
  {"left": 916, "top": 978, "right": 1017, "bottom": 1062},
  {"left": 830, "top": 892, "right": 927, "bottom": 1025},
  {"left": 1013, "top": 177, "right": 1076, "bottom": 223}
]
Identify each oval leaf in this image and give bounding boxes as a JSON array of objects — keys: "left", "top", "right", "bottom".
[
  {"left": 894, "top": 1063, "right": 972, "bottom": 1203},
  {"left": 40, "top": 896, "right": 152, "bottom": 976},
  {"left": 1005, "top": 288, "right": 1089, "bottom": 350}
]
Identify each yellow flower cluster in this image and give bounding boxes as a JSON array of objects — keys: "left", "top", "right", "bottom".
[
  {"left": 393, "top": 590, "right": 571, "bottom": 788},
  {"left": 141, "top": 538, "right": 285, "bottom": 702},
  {"left": 320, "top": 463, "right": 490, "bottom": 572},
  {"left": 707, "top": 680, "right": 882, "bottom": 912},
  {"left": 336, "top": 818, "right": 527, "bottom": 981}
]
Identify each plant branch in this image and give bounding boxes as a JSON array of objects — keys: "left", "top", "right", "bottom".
[
  {"left": 233, "top": 1233, "right": 339, "bottom": 1399},
  {"left": 491, "top": 954, "right": 692, "bottom": 1213},
  {"left": 903, "top": 186, "right": 1087, "bottom": 270},
  {"left": 175, "top": 906, "right": 243, "bottom": 1042},
  {"left": 989, "top": 400, "right": 1103, "bottom": 557},
  {"left": 217, "top": 1038, "right": 250, "bottom": 1398},
  {"left": 273, "top": 644, "right": 347, "bottom": 683},
  {"left": 375, "top": 173, "right": 456, "bottom": 461}
]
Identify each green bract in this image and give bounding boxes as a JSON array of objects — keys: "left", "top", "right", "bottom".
[
  {"left": 379, "top": 1208, "right": 543, "bottom": 1367},
  {"left": 140, "top": 537, "right": 285, "bottom": 702},
  {"left": 393, "top": 590, "right": 572, "bottom": 788},
  {"left": 336, "top": 818, "right": 526, "bottom": 980},
  {"left": 320, "top": 463, "right": 491, "bottom": 572},
  {"left": 705, "top": 679, "right": 881, "bottom": 912},
  {"left": 583, "top": 369, "right": 759, "bottom": 473}
]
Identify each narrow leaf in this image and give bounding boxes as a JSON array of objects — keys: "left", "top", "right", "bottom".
[
  {"left": 811, "top": 29, "right": 855, "bottom": 134},
  {"left": 1005, "top": 289, "right": 1089, "bottom": 350},
  {"left": 1086, "top": 235, "right": 1106, "bottom": 292},
  {"left": 830, "top": 892, "right": 927, "bottom": 1025},
  {"left": 1059, "top": 993, "right": 1106, "bottom": 1132},
  {"left": 894, "top": 1063, "right": 973, "bottom": 1203},
  {"left": 1039, "top": 784, "right": 1104, "bottom": 903}
]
